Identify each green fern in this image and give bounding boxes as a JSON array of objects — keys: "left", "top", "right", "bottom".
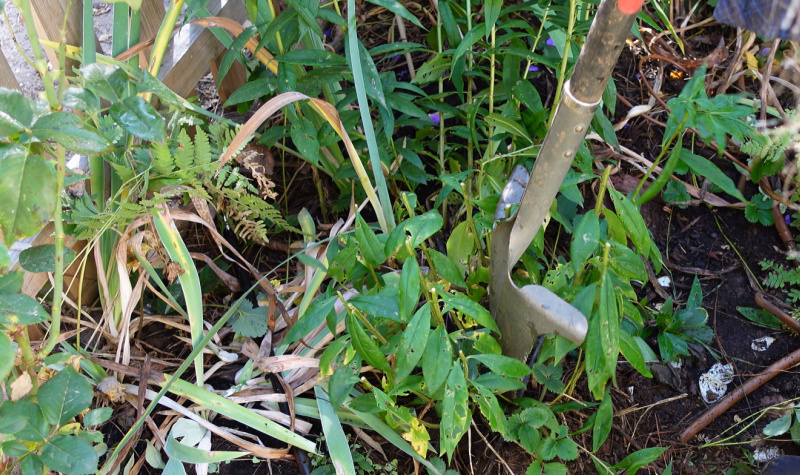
[
  {"left": 760, "top": 259, "right": 800, "bottom": 289},
  {"left": 151, "top": 141, "right": 174, "bottom": 175}
]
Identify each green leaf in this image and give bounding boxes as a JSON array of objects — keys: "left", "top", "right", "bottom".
[
  {"left": 763, "top": 414, "right": 792, "bottom": 436},
  {"left": 440, "top": 362, "right": 470, "bottom": 462},
  {"left": 422, "top": 326, "right": 452, "bottom": 395},
  {"left": 554, "top": 436, "right": 578, "bottom": 461},
  {"left": 679, "top": 150, "right": 746, "bottom": 202},
  {"left": 428, "top": 249, "right": 466, "bottom": 288},
  {"left": 364, "top": 0, "right": 423, "bottom": 28},
  {"left": 284, "top": 296, "right": 337, "bottom": 345},
  {"left": 613, "top": 446, "right": 669, "bottom": 472},
  {"left": 745, "top": 193, "right": 774, "bottom": 226},
  {"left": 348, "top": 314, "right": 391, "bottom": 373},
  {"left": 350, "top": 294, "right": 401, "bottom": 322},
  {"left": 315, "top": 386, "right": 357, "bottom": 475},
  {"left": 40, "top": 435, "right": 98, "bottom": 474},
  {"left": 230, "top": 300, "right": 268, "bottom": 338},
  {"left": 355, "top": 214, "right": 386, "bottom": 268},
  {"left": 80, "top": 63, "right": 127, "bottom": 102},
  {"left": 592, "top": 390, "right": 613, "bottom": 452},
  {"left": 279, "top": 49, "right": 348, "bottom": 66},
  {"left": 82, "top": 407, "right": 113, "bottom": 427},
  {"left": 0, "top": 88, "right": 34, "bottom": 136},
  {"left": 484, "top": 113, "right": 532, "bottom": 143},
  {"left": 0, "top": 292, "right": 49, "bottom": 325},
  {"left": 471, "top": 382, "right": 506, "bottom": 435},
  {"left": 164, "top": 433, "right": 245, "bottom": 463},
  {"left": 0, "top": 242, "right": 9, "bottom": 271},
  {"left": 0, "top": 400, "right": 48, "bottom": 441},
  {"left": 619, "top": 330, "right": 652, "bottom": 377},
  {"left": 0, "top": 144, "right": 57, "bottom": 246},
  {"left": 395, "top": 304, "right": 431, "bottom": 382},
  {"left": 585, "top": 271, "right": 620, "bottom": 399},
  {"left": 484, "top": 0, "right": 502, "bottom": 35},
  {"left": 399, "top": 257, "right": 422, "bottom": 322},
  {"left": 19, "top": 244, "right": 77, "bottom": 273},
  {"left": 32, "top": 112, "right": 112, "bottom": 155},
  {"left": 470, "top": 353, "right": 531, "bottom": 378},
  {"left": 662, "top": 180, "right": 691, "bottom": 205},
  {"left": 385, "top": 210, "right": 443, "bottom": 259},
  {"left": 109, "top": 95, "right": 165, "bottom": 142},
  {"left": 38, "top": 366, "right": 93, "bottom": 426},
  {"left": 446, "top": 221, "right": 476, "bottom": 277},
  {"left": 570, "top": 212, "right": 600, "bottom": 272},
  {"left": 62, "top": 87, "right": 100, "bottom": 112},
  {"left": 0, "top": 332, "right": 13, "bottom": 383},
  {"left": 290, "top": 115, "right": 320, "bottom": 166},
  {"left": 328, "top": 356, "right": 361, "bottom": 408},
  {"left": 737, "top": 306, "right": 783, "bottom": 329},
  {"left": 437, "top": 290, "right": 499, "bottom": 333},
  {"left": 531, "top": 362, "right": 565, "bottom": 394}
]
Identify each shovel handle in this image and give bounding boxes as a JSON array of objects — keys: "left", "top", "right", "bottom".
[{"left": 506, "top": 0, "right": 643, "bottom": 266}]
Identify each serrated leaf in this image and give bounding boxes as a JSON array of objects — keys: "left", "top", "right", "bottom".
[
  {"left": 38, "top": 366, "right": 93, "bottom": 426},
  {"left": 0, "top": 88, "right": 34, "bottom": 136},
  {"left": 0, "top": 400, "right": 48, "bottom": 441},
  {"left": 40, "top": 435, "right": 98, "bottom": 474},
  {"left": 0, "top": 144, "right": 57, "bottom": 246},
  {"left": 80, "top": 63, "right": 127, "bottom": 102},
  {"left": 109, "top": 95, "right": 165, "bottom": 142},
  {"left": 32, "top": 112, "right": 112, "bottom": 155}
]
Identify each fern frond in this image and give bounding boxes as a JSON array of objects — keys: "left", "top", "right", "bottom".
[
  {"left": 194, "top": 127, "right": 212, "bottom": 170},
  {"left": 151, "top": 141, "right": 174, "bottom": 175},
  {"left": 174, "top": 129, "right": 194, "bottom": 178}
]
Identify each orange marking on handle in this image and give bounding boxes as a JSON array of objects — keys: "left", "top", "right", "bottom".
[{"left": 618, "top": 0, "right": 643, "bottom": 15}]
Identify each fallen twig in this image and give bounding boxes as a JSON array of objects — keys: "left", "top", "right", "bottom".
[
  {"left": 679, "top": 345, "right": 800, "bottom": 443},
  {"left": 755, "top": 292, "right": 800, "bottom": 332}
]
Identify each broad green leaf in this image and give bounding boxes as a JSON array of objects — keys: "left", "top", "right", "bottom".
[
  {"left": 350, "top": 294, "right": 401, "bottom": 322},
  {"left": 0, "top": 242, "right": 9, "bottom": 270},
  {"left": 613, "top": 447, "right": 669, "bottom": 472},
  {"left": 399, "top": 257, "right": 422, "bottom": 321},
  {"left": 20, "top": 453, "right": 44, "bottom": 475},
  {"left": 470, "top": 353, "right": 531, "bottom": 378},
  {"left": 0, "top": 88, "right": 34, "bottom": 136},
  {"left": 348, "top": 314, "right": 391, "bottom": 373},
  {"left": 471, "top": 382, "right": 505, "bottom": 435},
  {"left": 680, "top": 150, "right": 746, "bottom": 202},
  {"left": 395, "top": 304, "right": 431, "bottom": 382},
  {"left": 428, "top": 249, "right": 466, "bottom": 288},
  {"left": 485, "top": 113, "right": 532, "bottom": 143},
  {"left": 531, "top": 362, "right": 565, "bottom": 394},
  {"left": 315, "top": 386, "right": 356, "bottom": 475},
  {"left": 0, "top": 400, "right": 48, "bottom": 441},
  {"left": 40, "top": 435, "right": 98, "bottom": 474},
  {"left": 0, "top": 332, "right": 13, "bottom": 383},
  {"left": 279, "top": 49, "right": 348, "bottom": 66},
  {"left": 230, "top": 300, "right": 268, "bottom": 338},
  {"left": 763, "top": 414, "right": 792, "bottom": 436},
  {"left": 0, "top": 144, "right": 57, "bottom": 245},
  {"left": 737, "top": 306, "right": 783, "bottom": 329},
  {"left": 422, "top": 326, "right": 451, "bottom": 395},
  {"left": 38, "top": 366, "right": 93, "bottom": 426},
  {"left": 385, "top": 210, "right": 444, "bottom": 259},
  {"left": 570, "top": 213, "right": 600, "bottom": 272},
  {"left": 619, "top": 330, "right": 652, "bottom": 377},
  {"left": 164, "top": 433, "right": 245, "bottom": 463},
  {"left": 592, "top": 390, "right": 613, "bottom": 452},
  {"left": 19, "top": 244, "right": 77, "bottom": 273},
  {"left": 440, "top": 362, "right": 470, "bottom": 461},
  {"left": 585, "top": 271, "right": 619, "bottom": 399},
  {"left": 290, "top": 115, "right": 320, "bottom": 166},
  {"left": 0, "top": 292, "right": 49, "bottom": 325},
  {"left": 328, "top": 357, "right": 361, "bottom": 408},
  {"left": 109, "top": 95, "right": 165, "bottom": 142},
  {"left": 446, "top": 221, "right": 476, "bottom": 277},
  {"left": 80, "top": 63, "right": 127, "bottom": 102},
  {"left": 62, "top": 87, "right": 100, "bottom": 111},
  {"left": 284, "top": 296, "right": 337, "bottom": 345},
  {"left": 355, "top": 214, "right": 386, "bottom": 268},
  {"left": 437, "top": 290, "right": 499, "bottom": 333},
  {"left": 32, "top": 112, "right": 112, "bottom": 154},
  {"left": 0, "top": 411, "right": 28, "bottom": 435},
  {"left": 82, "top": 407, "right": 113, "bottom": 427}
]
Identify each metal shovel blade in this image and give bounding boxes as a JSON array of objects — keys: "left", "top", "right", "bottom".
[{"left": 490, "top": 167, "right": 588, "bottom": 362}]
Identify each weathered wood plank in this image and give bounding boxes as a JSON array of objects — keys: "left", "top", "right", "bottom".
[
  {"left": 157, "top": 0, "right": 248, "bottom": 99},
  {"left": 0, "top": 50, "right": 20, "bottom": 90},
  {"left": 29, "top": 0, "right": 101, "bottom": 73},
  {"left": 210, "top": 49, "right": 248, "bottom": 108}
]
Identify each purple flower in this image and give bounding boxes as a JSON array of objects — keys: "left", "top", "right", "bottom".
[
  {"left": 392, "top": 55, "right": 401, "bottom": 61},
  {"left": 429, "top": 112, "right": 440, "bottom": 125},
  {"left": 760, "top": 47, "right": 771, "bottom": 56},
  {"left": 786, "top": 215, "right": 792, "bottom": 225},
  {"left": 528, "top": 65, "right": 539, "bottom": 72},
  {"left": 635, "top": 73, "right": 641, "bottom": 79},
  {"left": 546, "top": 37, "right": 555, "bottom": 47},
  {"left": 323, "top": 29, "right": 331, "bottom": 37}
]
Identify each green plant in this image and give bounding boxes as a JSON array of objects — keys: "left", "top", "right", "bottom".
[
  {"left": 760, "top": 259, "right": 800, "bottom": 305},
  {"left": 651, "top": 276, "right": 714, "bottom": 363}
]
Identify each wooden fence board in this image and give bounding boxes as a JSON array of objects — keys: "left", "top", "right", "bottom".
[{"left": 0, "top": 51, "right": 20, "bottom": 90}]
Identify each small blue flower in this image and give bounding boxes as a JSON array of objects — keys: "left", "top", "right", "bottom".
[
  {"left": 760, "top": 47, "right": 771, "bottom": 56},
  {"left": 546, "top": 37, "right": 555, "bottom": 47},
  {"left": 392, "top": 55, "right": 401, "bottom": 61},
  {"left": 323, "top": 29, "right": 331, "bottom": 37},
  {"left": 786, "top": 215, "right": 792, "bottom": 225},
  {"left": 636, "top": 73, "right": 641, "bottom": 79},
  {"left": 429, "top": 112, "right": 441, "bottom": 125},
  {"left": 528, "top": 65, "right": 539, "bottom": 72}
]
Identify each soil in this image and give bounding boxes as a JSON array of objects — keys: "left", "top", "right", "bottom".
[{"left": 4, "top": 1, "right": 800, "bottom": 474}]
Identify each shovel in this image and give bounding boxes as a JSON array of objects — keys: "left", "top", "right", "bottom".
[{"left": 490, "top": 0, "right": 643, "bottom": 362}]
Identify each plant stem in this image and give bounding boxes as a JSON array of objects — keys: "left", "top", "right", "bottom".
[
  {"left": 547, "top": 0, "right": 576, "bottom": 127},
  {"left": 594, "top": 165, "right": 612, "bottom": 216},
  {"left": 16, "top": 0, "right": 57, "bottom": 107},
  {"left": 40, "top": 145, "right": 67, "bottom": 357}
]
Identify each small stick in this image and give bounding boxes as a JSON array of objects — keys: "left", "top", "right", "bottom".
[
  {"left": 755, "top": 292, "right": 800, "bottom": 332},
  {"left": 679, "top": 345, "right": 800, "bottom": 443}
]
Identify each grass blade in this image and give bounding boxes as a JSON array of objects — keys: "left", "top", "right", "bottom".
[{"left": 315, "top": 386, "right": 356, "bottom": 475}]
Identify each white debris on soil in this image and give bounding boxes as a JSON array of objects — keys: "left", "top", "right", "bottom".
[
  {"left": 657, "top": 276, "right": 671, "bottom": 287},
  {"left": 752, "top": 336, "right": 776, "bottom": 352},
  {"left": 668, "top": 359, "right": 682, "bottom": 370},
  {"left": 753, "top": 446, "right": 784, "bottom": 463},
  {"left": 699, "top": 362, "right": 735, "bottom": 404}
]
